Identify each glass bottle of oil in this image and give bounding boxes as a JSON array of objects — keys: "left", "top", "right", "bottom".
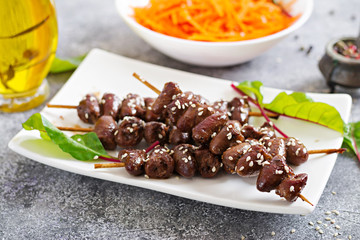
[{"left": 0, "top": 0, "right": 58, "bottom": 112}]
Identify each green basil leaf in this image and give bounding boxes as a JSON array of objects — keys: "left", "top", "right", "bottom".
[
  {"left": 236, "top": 81, "right": 263, "bottom": 104},
  {"left": 49, "top": 55, "right": 86, "bottom": 74},
  {"left": 22, "top": 113, "right": 109, "bottom": 160}
]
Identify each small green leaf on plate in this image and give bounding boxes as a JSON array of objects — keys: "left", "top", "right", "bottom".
[
  {"left": 49, "top": 55, "right": 86, "bottom": 74},
  {"left": 342, "top": 121, "right": 360, "bottom": 161},
  {"left": 236, "top": 81, "right": 263, "bottom": 104},
  {"left": 22, "top": 113, "right": 109, "bottom": 160},
  {"left": 264, "top": 92, "right": 344, "bottom": 133}
]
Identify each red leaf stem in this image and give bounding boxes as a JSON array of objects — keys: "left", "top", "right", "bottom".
[
  {"left": 230, "top": 83, "right": 288, "bottom": 138},
  {"left": 99, "top": 156, "right": 121, "bottom": 162},
  {"left": 146, "top": 140, "right": 160, "bottom": 153},
  {"left": 352, "top": 134, "right": 360, "bottom": 162}
]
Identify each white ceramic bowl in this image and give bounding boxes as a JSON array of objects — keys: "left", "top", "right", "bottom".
[{"left": 116, "top": 0, "right": 313, "bottom": 67}]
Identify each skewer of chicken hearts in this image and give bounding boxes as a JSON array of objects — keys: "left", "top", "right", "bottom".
[
  {"left": 133, "top": 74, "right": 346, "bottom": 163},
  {"left": 95, "top": 144, "right": 219, "bottom": 179},
  {"left": 58, "top": 75, "right": 346, "bottom": 164},
  {"left": 94, "top": 142, "right": 311, "bottom": 204}
]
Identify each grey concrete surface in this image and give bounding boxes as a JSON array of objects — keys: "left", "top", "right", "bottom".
[{"left": 1, "top": 0, "right": 360, "bottom": 239}]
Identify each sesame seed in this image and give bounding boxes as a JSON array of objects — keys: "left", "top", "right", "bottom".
[
  {"left": 184, "top": 159, "right": 188, "bottom": 163},
  {"left": 290, "top": 186, "right": 295, "bottom": 192},
  {"left": 241, "top": 236, "right": 245, "bottom": 240},
  {"left": 319, "top": 229, "right": 324, "bottom": 234},
  {"left": 229, "top": 156, "right": 233, "bottom": 161},
  {"left": 246, "top": 156, "right": 251, "bottom": 162},
  {"left": 239, "top": 166, "right": 244, "bottom": 171},
  {"left": 188, "top": 156, "right": 191, "bottom": 160},
  {"left": 325, "top": 211, "right": 331, "bottom": 215},
  {"left": 335, "top": 225, "right": 341, "bottom": 230},
  {"left": 129, "top": 128, "right": 134, "bottom": 133},
  {"left": 331, "top": 219, "right": 336, "bottom": 224},
  {"left": 158, "top": 134, "right": 163, "bottom": 139},
  {"left": 309, "top": 221, "right": 314, "bottom": 226},
  {"left": 315, "top": 226, "right": 320, "bottom": 231},
  {"left": 296, "top": 148, "right": 301, "bottom": 156},
  {"left": 262, "top": 161, "right": 270, "bottom": 166},
  {"left": 334, "top": 233, "right": 338, "bottom": 237},
  {"left": 349, "top": 235, "right": 352, "bottom": 239},
  {"left": 249, "top": 161, "right": 254, "bottom": 167},
  {"left": 332, "top": 191, "right": 337, "bottom": 195},
  {"left": 85, "top": 113, "right": 89, "bottom": 119},
  {"left": 163, "top": 105, "right": 167, "bottom": 108},
  {"left": 227, "top": 133, "right": 232, "bottom": 140},
  {"left": 325, "top": 217, "right": 331, "bottom": 221},
  {"left": 256, "top": 160, "right": 263, "bottom": 165},
  {"left": 93, "top": 155, "right": 99, "bottom": 159},
  {"left": 257, "top": 153, "right": 261, "bottom": 158},
  {"left": 144, "top": 174, "right": 149, "bottom": 179},
  {"left": 317, "top": 221, "right": 322, "bottom": 224},
  {"left": 171, "top": 107, "right": 176, "bottom": 111},
  {"left": 290, "top": 229, "right": 296, "bottom": 234},
  {"left": 212, "top": 166, "right": 216, "bottom": 172},
  {"left": 121, "top": 153, "right": 128, "bottom": 159},
  {"left": 332, "top": 210, "right": 340, "bottom": 215},
  {"left": 276, "top": 170, "right": 284, "bottom": 175},
  {"left": 77, "top": 138, "right": 81, "bottom": 142},
  {"left": 271, "top": 231, "right": 275, "bottom": 236},
  {"left": 198, "top": 111, "right": 203, "bottom": 116}
]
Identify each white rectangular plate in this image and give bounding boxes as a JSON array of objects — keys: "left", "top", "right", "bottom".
[{"left": 8, "top": 49, "right": 352, "bottom": 214}]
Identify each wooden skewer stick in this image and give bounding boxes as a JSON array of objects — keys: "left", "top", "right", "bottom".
[
  {"left": 298, "top": 194, "right": 313, "bottom": 206},
  {"left": 57, "top": 126, "right": 347, "bottom": 157},
  {"left": 132, "top": 72, "right": 161, "bottom": 95},
  {"left": 308, "top": 148, "right": 346, "bottom": 155},
  {"left": 94, "top": 162, "right": 125, "bottom": 169},
  {"left": 132, "top": 72, "right": 280, "bottom": 118},
  {"left": 247, "top": 111, "right": 279, "bottom": 118},
  {"left": 47, "top": 103, "right": 77, "bottom": 109},
  {"left": 56, "top": 126, "right": 93, "bottom": 132}
]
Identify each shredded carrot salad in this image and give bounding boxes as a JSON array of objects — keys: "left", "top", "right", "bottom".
[{"left": 133, "top": 0, "right": 299, "bottom": 42}]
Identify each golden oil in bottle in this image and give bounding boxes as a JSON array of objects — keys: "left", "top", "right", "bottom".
[{"left": 0, "top": 0, "right": 58, "bottom": 112}]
